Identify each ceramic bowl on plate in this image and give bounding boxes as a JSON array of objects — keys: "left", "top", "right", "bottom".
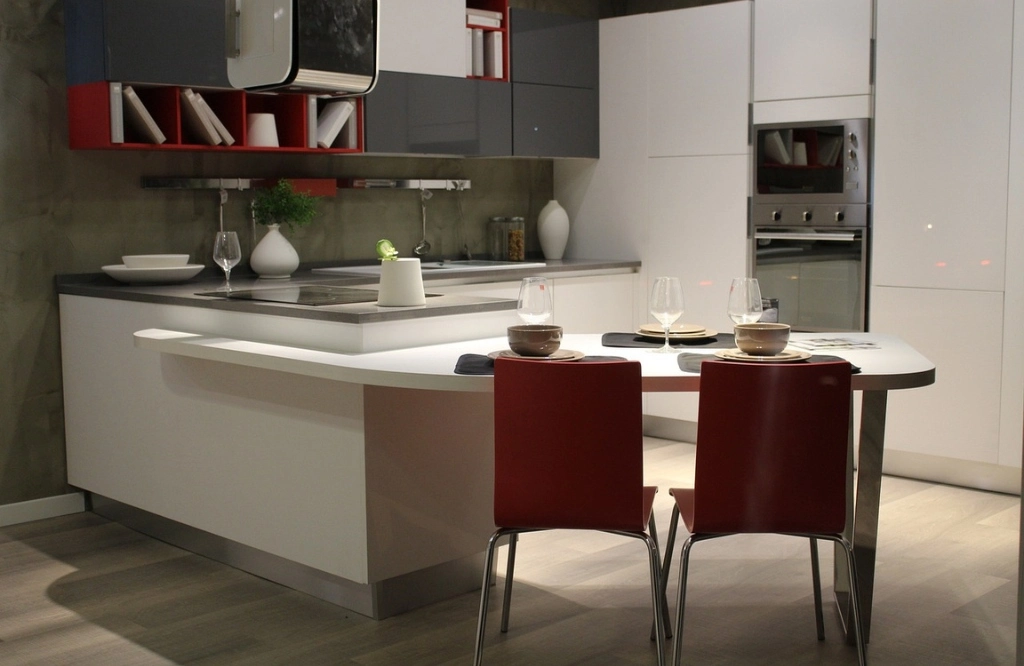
[
  {"left": 122, "top": 254, "right": 190, "bottom": 269},
  {"left": 734, "top": 322, "right": 791, "bottom": 356},
  {"left": 507, "top": 324, "right": 562, "bottom": 357}
]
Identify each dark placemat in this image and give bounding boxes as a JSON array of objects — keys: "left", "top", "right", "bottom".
[
  {"left": 677, "top": 352, "right": 862, "bottom": 374},
  {"left": 454, "top": 353, "right": 627, "bottom": 375},
  {"left": 601, "top": 332, "right": 735, "bottom": 349}
]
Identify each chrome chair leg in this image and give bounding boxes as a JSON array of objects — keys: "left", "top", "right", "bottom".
[
  {"left": 648, "top": 513, "right": 673, "bottom": 641},
  {"left": 834, "top": 536, "right": 868, "bottom": 666},
  {"left": 810, "top": 538, "right": 825, "bottom": 640},
  {"left": 474, "top": 529, "right": 508, "bottom": 666},
  {"left": 500, "top": 532, "right": 518, "bottom": 633},
  {"left": 641, "top": 532, "right": 668, "bottom": 666},
  {"left": 671, "top": 536, "right": 697, "bottom": 666}
]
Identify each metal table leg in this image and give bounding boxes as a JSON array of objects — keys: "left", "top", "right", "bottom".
[{"left": 835, "top": 389, "right": 887, "bottom": 644}]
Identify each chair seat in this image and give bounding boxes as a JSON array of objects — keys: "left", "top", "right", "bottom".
[
  {"left": 642, "top": 485, "right": 657, "bottom": 527},
  {"left": 667, "top": 488, "right": 694, "bottom": 532}
]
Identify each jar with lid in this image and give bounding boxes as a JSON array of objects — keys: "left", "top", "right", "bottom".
[
  {"left": 488, "top": 217, "right": 508, "bottom": 260},
  {"left": 507, "top": 217, "right": 525, "bottom": 261}
]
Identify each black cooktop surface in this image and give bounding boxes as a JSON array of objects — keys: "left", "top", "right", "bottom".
[{"left": 200, "top": 285, "right": 385, "bottom": 306}]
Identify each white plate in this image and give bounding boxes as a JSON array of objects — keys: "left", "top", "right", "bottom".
[
  {"left": 639, "top": 323, "right": 705, "bottom": 335},
  {"left": 714, "top": 348, "right": 812, "bottom": 363},
  {"left": 102, "top": 264, "right": 205, "bottom": 284},
  {"left": 636, "top": 328, "right": 718, "bottom": 341}
]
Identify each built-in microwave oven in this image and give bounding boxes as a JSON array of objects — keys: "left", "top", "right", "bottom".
[{"left": 752, "top": 118, "right": 870, "bottom": 210}]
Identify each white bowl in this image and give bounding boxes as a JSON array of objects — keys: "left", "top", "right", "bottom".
[{"left": 122, "top": 254, "right": 190, "bottom": 269}]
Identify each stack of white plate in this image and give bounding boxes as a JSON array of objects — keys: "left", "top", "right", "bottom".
[{"left": 103, "top": 254, "right": 204, "bottom": 284}]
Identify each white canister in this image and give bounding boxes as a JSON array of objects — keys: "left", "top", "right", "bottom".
[
  {"left": 247, "top": 113, "right": 279, "bottom": 147},
  {"left": 537, "top": 199, "right": 569, "bottom": 260},
  {"left": 377, "top": 258, "right": 426, "bottom": 306}
]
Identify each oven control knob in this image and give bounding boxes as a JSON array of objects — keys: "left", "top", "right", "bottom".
[
  {"left": 771, "top": 210, "right": 782, "bottom": 222},
  {"left": 848, "top": 149, "right": 857, "bottom": 160},
  {"left": 802, "top": 210, "right": 813, "bottom": 222},
  {"left": 849, "top": 132, "right": 858, "bottom": 146},
  {"left": 835, "top": 211, "right": 845, "bottom": 222}
]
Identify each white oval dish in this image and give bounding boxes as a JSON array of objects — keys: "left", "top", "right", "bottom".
[
  {"left": 122, "top": 254, "right": 190, "bottom": 268},
  {"left": 102, "top": 264, "right": 204, "bottom": 284}
]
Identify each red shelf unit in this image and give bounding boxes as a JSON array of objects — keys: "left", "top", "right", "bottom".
[
  {"left": 466, "top": 0, "right": 509, "bottom": 82},
  {"left": 67, "top": 81, "right": 364, "bottom": 154}
]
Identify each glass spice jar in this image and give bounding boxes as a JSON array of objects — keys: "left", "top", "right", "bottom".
[
  {"left": 488, "top": 216, "right": 508, "bottom": 260},
  {"left": 507, "top": 217, "right": 525, "bottom": 261}
]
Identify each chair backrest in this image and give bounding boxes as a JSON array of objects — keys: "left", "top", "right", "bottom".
[
  {"left": 691, "top": 360, "right": 853, "bottom": 535},
  {"left": 493, "top": 357, "right": 645, "bottom": 532}
]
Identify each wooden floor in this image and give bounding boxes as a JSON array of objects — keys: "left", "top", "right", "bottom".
[{"left": 0, "top": 437, "right": 1017, "bottom": 665}]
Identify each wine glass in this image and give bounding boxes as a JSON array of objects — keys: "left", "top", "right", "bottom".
[
  {"left": 517, "top": 276, "right": 552, "bottom": 324},
  {"left": 649, "top": 277, "right": 684, "bottom": 353},
  {"left": 213, "top": 231, "right": 242, "bottom": 291},
  {"left": 727, "top": 277, "right": 763, "bottom": 324}
]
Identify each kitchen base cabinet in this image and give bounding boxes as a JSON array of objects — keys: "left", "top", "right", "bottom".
[{"left": 870, "top": 286, "right": 1016, "bottom": 492}]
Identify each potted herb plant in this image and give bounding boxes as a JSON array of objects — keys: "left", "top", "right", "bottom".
[{"left": 249, "top": 180, "right": 321, "bottom": 278}]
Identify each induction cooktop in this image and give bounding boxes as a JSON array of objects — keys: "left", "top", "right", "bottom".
[{"left": 199, "top": 285, "right": 436, "bottom": 306}]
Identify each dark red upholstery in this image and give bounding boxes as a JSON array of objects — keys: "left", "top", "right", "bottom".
[
  {"left": 493, "top": 356, "right": 647, "bottom": 532},
  {"left": 683, "top": 359, "right": 852, "bottom": 535}
]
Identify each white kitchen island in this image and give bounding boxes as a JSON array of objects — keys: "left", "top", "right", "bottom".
[{"left": 58, "top": 266, "right": 933, "bottom": 637}]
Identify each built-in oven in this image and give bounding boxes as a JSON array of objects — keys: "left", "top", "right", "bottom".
[{"left": 751, "top": 117, "right": 871, "bottom": 332}]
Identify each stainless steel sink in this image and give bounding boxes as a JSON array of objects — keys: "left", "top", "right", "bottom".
[{"left": 313, "top": 260, "right": 546, "bottom": 276}]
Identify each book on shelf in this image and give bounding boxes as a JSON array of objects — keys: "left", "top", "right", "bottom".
[
  {"left": 306, "top": 95, "right": 318, "bottom": 148},
  {"left": 195, "top": 92, "right": 234, "bottom": 146},
  {"left": 340, "top": 104, "right": 360, "bottom": 149},
  {"left": 316, "top": 99, "right": 355, "bottom": 148},
  {"left": 121, "top": 85, "right": 166, "bottom": 144},
  {"left": 763, "top": 130, "right": 790, "bottom": 165},
  {"left": 484, "top": 30, "right": 503, "bottom": 78},
  {"left": 465, "top": 28, "right": 474, "bottom": 76},
  {"left": 471, "top": 28, "right": 485, "bottom": 77},
  {"left": 108, "top": 82, "right": 124, "bottom": 144},
  {"left": 467, "top": 15, "right": 501, "bottom": 28},
  {"left": 180, "top": 88, "right": 221, "bottom": 145},
  {"left": 466, "top": 7, "right": 502, "bottom": 21}
]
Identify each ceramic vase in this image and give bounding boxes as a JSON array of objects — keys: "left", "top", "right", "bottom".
[
  {"left": 377, "top": 258, "right": 426, "bottom": 306},
  {"left": 537, "top": 199, "right": 569, "bottom": 260},
  {"left": 250, "top": 224, "right": 299, "bottom": 279}
]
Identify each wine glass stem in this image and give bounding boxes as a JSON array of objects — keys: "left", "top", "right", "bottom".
[
  {"left": 663, "top": 324, "right": 671, "bottom": 352},
  {"left": 223, "top": 268, "right": 232, "bottom": 291}
]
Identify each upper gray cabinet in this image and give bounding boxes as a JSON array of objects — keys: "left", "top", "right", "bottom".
[
  {"left": 510, "top": 9, "right": 599, "bottom": 158},
  {"left": 362, "top": 71, "right": 511, "bottom": 156}
]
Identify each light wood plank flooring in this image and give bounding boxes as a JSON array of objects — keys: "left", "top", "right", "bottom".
[{"left": 0, "top": 437, "right": 1016, "bottom": 664}]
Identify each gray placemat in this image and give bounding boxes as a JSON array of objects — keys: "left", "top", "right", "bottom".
[
  {"left": 677, "top": 353, "right": 861, "bottom": 374},
  {"left": 454, "top": 353, "right": 628, "bottom": 375},
  {"left": 601, "top": 332, "right": 735, "bottom": 349}
]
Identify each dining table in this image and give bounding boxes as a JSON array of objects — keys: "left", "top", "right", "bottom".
[{"left": 134, "top": 327, "right": 934, "bottom": 638}]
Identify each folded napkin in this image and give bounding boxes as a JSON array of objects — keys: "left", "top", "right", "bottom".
[
  {"left": 676, "top": 353, "right": 861, "bottom": 374},
  {"left": 454, "top": 353, "right": 627, "bottom": 375},
  {"left": 601, "top": 332, "right": 735, "bottom": 349}
]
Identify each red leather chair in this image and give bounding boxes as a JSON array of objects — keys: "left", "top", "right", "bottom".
[
  {"left": 474, "top": 356, "right": 666, "bottom": 666},
  {"left": 661, "top": 360, "right": 866, "bottom": 666}
]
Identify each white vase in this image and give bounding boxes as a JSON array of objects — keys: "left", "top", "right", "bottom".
[
  {"left": 250, "top": 224, "right": 299, "bottom": 279},
  {"left": 377, "top": 258, "right": 426, "bottom": 306},
  {"left": 537, "top": 199, "right": 569, "bottom": 260}
]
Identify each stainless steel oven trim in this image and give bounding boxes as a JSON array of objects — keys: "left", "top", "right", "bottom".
[{"left": 755, "top": 231, "right": 859, "bottom": 242}]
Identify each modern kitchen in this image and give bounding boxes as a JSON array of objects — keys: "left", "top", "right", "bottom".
[{"left": 1, "top": 0, "right": 1022, "bottom": 664}]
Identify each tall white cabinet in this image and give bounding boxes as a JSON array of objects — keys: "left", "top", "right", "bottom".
[
  {"left": 872, "top": 0, "right": 1020, "bottom": 491},
  {"left": 556, "top": 2, "right": 750, "bottom": 429}
]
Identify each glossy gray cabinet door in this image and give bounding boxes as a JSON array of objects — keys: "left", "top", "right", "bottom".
[
  {"left": 509, "top": 9, "right": 599, "bottom": 158},
  {"left": 513, "top": 84, "right": 598, "bottom": 158},
  {"left": 363, "top": 71, "right": 511, "bottom": 156},
  {"left": 510, "top": 9, "right": 598, "bottom": 88}
]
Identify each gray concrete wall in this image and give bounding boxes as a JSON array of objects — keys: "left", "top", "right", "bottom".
[{"left": 0, "top": 0, "right": 551, "bottom": 505}]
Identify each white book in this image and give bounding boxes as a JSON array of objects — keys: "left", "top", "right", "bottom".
[
  {"left": 121, "top": 85, "right": 166, "bottom": 144},
  {"left": 763, "top": 130, "right": 790, "bottom": 165},
  {"left": 317, "top": 99, "right": 355, "bottom": 148},
  {"left": 195, "top": 93, "right": 235, "bottom": 146},
  {"left": 306, "top": 95, "right": 319, "bottom": 148},
  {"left": 465, "top": 28, "right": 474, "bottom": 76},
  {"left": 467, "top": 15, "right": 501, "bottom": 28},
  {"left": 472, "top": 28, "right": 485, "bottom": 77},
  {"left": 340, "top": 105, "right": 360, "bottom": 149},
  {"left": 109, "top": 82, "right": 124, "bottom": 144},
  {"left": 484, "top": 31, "right": 503, "bottom": 79},
  {"left": 180, "top": 88, "right": 221, "bottom": 145},
  {"left": 466, "top": 7, "right": 503, "bottom": 20}
]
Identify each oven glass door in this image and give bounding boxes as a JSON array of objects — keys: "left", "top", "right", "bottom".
[{"left": 753, "top": 228, "right": 867, "bottom": 332}]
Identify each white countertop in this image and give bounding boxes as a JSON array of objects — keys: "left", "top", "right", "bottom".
[{"left": 134, "top": 330, "right": 935, "bottom": 394}]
